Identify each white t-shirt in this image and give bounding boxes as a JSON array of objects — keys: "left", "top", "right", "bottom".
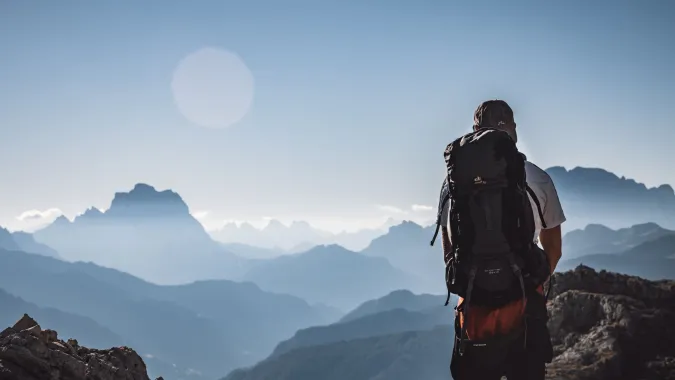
[{"left": 439, "top": 161, "right": 566, "bottom": 244}]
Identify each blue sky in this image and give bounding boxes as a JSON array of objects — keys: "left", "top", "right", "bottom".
[{"left": 1, "top": 0, "right": 674, "bottom": 232}]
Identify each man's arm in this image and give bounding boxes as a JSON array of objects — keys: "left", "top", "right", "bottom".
[
  {"left": 539, "top": 225, "right": 562, "bottom": 273},
  {"left": 537, "top": 172, "right": 566, "bottom": 274}
]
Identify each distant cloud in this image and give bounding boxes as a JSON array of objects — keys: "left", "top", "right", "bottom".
[
  {"left": 191, "top": 210, "right": 211, "bottom": 220},
  {"left": 15, "top": 208, "right": 63, "bottom": 222},
  {"left": 12, "top": 208, "right": 65, "bottom": 232},
  {"left": 412, "top": 204, "right": 433, "bottom": 212},
  {"left": 375, "top": 204, "right": 408, "bottom": 214}
]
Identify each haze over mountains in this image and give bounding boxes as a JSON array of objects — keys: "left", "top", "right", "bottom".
[
  {"left": 558, "top": 231, "right": 675, "bottom": 281},
  {"left": 224, "top": 266, "right": 675, "bottom": 380},
  {"left": 225, "top": 290, "right": 456, "bottom": 380},
  {"left": 547, "top": 166, "right": 675, "bottom": 231},
  {"left": 210, "top": 218, "right": 401, "bottom": 252},
  {"left": 2, "top": 165, "right": 675, "bottom": 379},
  {"left": 241, "top": 244, "right": 419, "bottom": 311},
  {"left": 33, "top": 183, "right": 248, "bottom": 285},
  {"left": 562, "top": 222, "right": 675, "bottom": 259},
  {"left": 207, "top": 166, "right": 675, "bottom": 254},
  {"left": 0, "top": 227, "right": 60, "bottom": 259},
  {"left": 0, "top": 248, "right": 339, "bottom": 379}
]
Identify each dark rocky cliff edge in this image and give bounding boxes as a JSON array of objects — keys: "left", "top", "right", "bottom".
[
  {"left": 0, "top": 314, "right": 160, "bottom": 380},
  {"left": 546, "top": 265, "right": 675, "bottom": 380}
]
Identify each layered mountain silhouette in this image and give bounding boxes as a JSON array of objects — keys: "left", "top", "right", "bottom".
[
  {"left": 0, "top": 227, "right": 19, "bottom": 251},
  {"left": 241, "top": 244, "right": 418, "bottom": 311},
  {"left": 223, "top": 266, "right": 675, "bottom": 380},
  {"left": 33, "top": 184, "right": 248, "bottom": 284},
  {"left": 546, "top": 166, "right": 675, "bottom": 230},
  {"left": 219, "top": 242, "right": 285, "bottom": 260},
  {"left": 0, "top": 227, "right": 60, "bottom": 258},
  {"left": 558, "top": 234, "right": 675, "bottom": 280},
  {"left": 360, "top": 219, "right": 675, "bottom": 293},
  {"left": 339, "top": 289, "right": 446, "bottom": 323},
  {"left": 0, "top": 248, "right": 337, "bottom": 379},
  {"left": 225, "top": 290, "right": 454, "bottom": 380},
  {"left": 210, "top": 166, "right": 675, "bottom": 253},
  {"left": 210, "top": 218, "right": 399, "bottom": 252},
  {"left": 269, "top": 290, "right": 451, "bottom": 358},
  {"left": 224, "top": 325, "right": 454, "bottom": 380},
  {"left": 562, "top": 222, "right": 675, "bottom": 259},
  {"left": 361, "top": 221, "right": 443, "bottom": 293}
]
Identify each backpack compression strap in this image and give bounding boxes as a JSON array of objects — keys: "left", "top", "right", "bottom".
[
  {"left": 525, "top": 185, "right": 547, "bottom": 229},
  {"left": 430, "top": 179, "right": 450, "bottom": 246}
]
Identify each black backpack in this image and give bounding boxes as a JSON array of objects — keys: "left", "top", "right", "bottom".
[{"left": 429, "top": 129, "right": 551, "bottom": 351}]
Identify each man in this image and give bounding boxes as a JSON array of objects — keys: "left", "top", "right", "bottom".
[{"left": 439, "top": 100, "right": 565, "bottom": 379}]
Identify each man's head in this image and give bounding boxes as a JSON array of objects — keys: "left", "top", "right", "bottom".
[{"left": 472, "top": 99, "right": 517, "bottom": 143}]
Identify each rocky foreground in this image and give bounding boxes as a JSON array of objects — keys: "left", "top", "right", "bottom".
[
  {"left": 0, "top": 314, "right": 158, "bottom": 380},
  {"left": 546, "top": 265, "right": 675, "bottom": 379}
]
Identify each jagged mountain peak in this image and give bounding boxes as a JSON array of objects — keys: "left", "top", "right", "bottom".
[
  {"left": 388, "top": 220, "right": 423, "bottom": 233},
  {"left": 106, "top": 183, "right": 189, "bottom": 218},
  {"left": 546, "top": 165, "right": 674, "bottom": 193}
]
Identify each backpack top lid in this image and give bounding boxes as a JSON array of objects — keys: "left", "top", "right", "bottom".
[{"left": 443, "top": 128, "right": 522, "bottom": 197}]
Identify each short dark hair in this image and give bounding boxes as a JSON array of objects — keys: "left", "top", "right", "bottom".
[{"left": 473, "top": 100, "right": 514, "bottom": 129}]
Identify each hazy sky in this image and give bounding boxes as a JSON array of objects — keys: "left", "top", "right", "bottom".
[{"left": 1, "top": 0, "right": 674, "bottom": 232}]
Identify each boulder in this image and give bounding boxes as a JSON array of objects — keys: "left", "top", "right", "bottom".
[
  {"left": 545, "top": 265, "right": 675, "bottom": 379},
  {"left": 0, "top": 314, "right": 151, "bottom": 380}
]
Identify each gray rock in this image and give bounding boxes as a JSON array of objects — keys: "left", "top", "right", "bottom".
[
  {"left": 11, "top": 314, "right": 38, "bottom": 331},
  {"left": 545, "top": 265, "right": 675, "bottom": 379},
  {"left": 0, "top": 314, "right": 151, "bottom": 380}
]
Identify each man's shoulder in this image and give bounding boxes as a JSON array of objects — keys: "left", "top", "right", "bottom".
[{"left": 525, "top": 160, "right": 554, "bottom": 185}]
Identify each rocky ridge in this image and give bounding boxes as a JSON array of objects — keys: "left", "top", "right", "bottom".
[
  {"left": 546, "top": 265, "right": 675, "bottom": 379},
  {"left": 0, "top": 314, "right": 158, "bottom": 380}
]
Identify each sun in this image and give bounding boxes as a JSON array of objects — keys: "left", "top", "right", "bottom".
[{"left": 171, "top": 47, "right": 255, "bottom": 129}]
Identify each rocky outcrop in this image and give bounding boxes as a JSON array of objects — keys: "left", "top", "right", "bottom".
[
  {"left": 0, "top": 314, "right": 153, "bottom": 380},
  {"left": 545, "top": 265, "right": 675, "bottom": 380}
]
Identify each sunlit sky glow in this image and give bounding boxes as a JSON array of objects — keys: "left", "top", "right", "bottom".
[{"left": 1, "top": 0, "right": 673, "bottom": 232}]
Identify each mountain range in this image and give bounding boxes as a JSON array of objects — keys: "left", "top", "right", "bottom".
[
  {"left": 210, "top": 218, "right": 400, "bottom": 252},
  {"left": 269, "top": 290, "right": 453, "bottom": 358},
  {"left": 547, "top": 166, "right": 675, "bottom": 231},
  {"left": 17, "top": 177, "right": 675, "bottom": 314},
  {"left": 358, "top": 219, "right": 675, "bottom": 292},
  {"left": 209, "top": 166, "right": 675, "bottom": 252},
  {"left": 223, "top": 266, "right": 675, "bottom": 380},
  {"left": 32, "top": 184, "right": 249, "bottom": 285},
  {"left": 18, "top": 164, "right": 675, "bottom": 285},
  {"left": 558, "top": 234, "right": 675, "bottom": 281},
  {"left": 361, "top": 221, "right": 442, "bottom": 291},
  {"left": 0, "top": 248, "right": 339, "bottom": 379},
  {"left": 555, "top": 221, "right": 675, "bottom": 280},
  {"left": 225, "top": 290, "right": 455, "bottom": 380},
  {"left": 0, "top": 227, "right": 60, "bottom": 259},
  {"left": 339, "top": 289, "right": 447, "bottom": 323},
  {"left": 241, "top": 244, "right": 420, "bottom": 311},
  {"left": 562, "top": 222, "right": 674, "bottom": 259},
  {"left": 3, "top": 165, "right": 675, "bottom": 379}
]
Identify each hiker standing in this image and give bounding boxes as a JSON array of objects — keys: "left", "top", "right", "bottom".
[{"left": 430, "top": 100, "right": 565, "bottom": 379}]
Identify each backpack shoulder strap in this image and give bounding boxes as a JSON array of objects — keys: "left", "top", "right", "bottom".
[
  {"left": 525, "top": 185, "right": 547, "bottom": 229},
  {"left": 430, "top": 178, "right": 451, "bottom": 246}
]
